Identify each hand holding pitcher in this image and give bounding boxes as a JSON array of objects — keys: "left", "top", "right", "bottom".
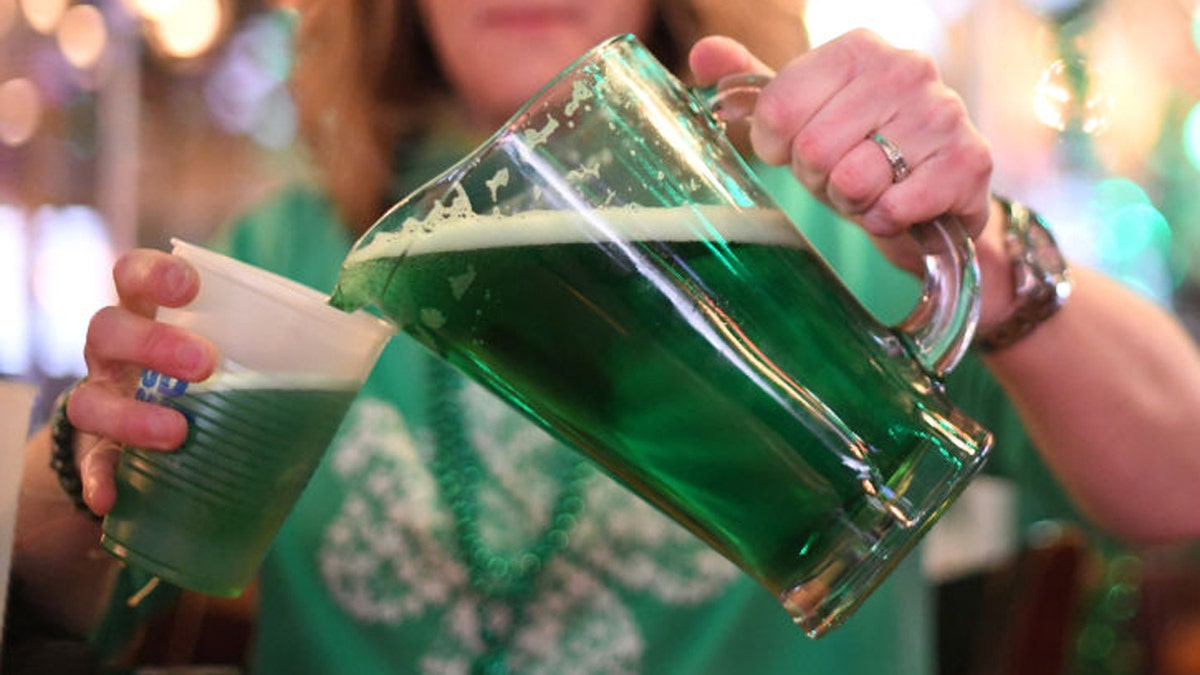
[
  {"left": 692, "top": 31, "right": 993, "bottom": 238},
  {"left": 332, "top": 34, "right": 994, "bottom": 637}
]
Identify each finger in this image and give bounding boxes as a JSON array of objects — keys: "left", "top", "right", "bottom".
[
  {"left": 822, "top": 136, "right": 898, "bottom": 218},
  {"left": 68, "top": 376, "right": 191, "bottom": 451},
  {"left": 113, "top": 249, "right": 201, "bottom": 317},
  {"left": 84, "top": 305, "right": 218, "bottom": 386},
  {"left": 825, "top": 121, "right": 947, "bottom": 217},
  {"left": 743, "top": 29, "right": 891, "bottom": 167},
  {"left": 861, "top": 148, "right": 993, "bottom": 238},
  {"left": 77, "top": 436, "right": 122, "bottom": 515},
  {"left": 688, "top": 35, "right": 775, "bottom": 86}
]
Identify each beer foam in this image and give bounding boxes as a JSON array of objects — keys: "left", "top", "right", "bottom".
[{"left": 346, "top": 205, "right": 803, "bottom": 264}]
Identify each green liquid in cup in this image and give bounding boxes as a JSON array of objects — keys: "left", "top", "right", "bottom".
[
  {"left": 331, "top": 205, "right": 986, "bottom": 605},
  {"left": 103, "top": 379, "right": 357, "bottom": 597}
]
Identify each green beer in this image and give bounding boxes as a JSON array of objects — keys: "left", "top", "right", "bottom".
[
  {"left": 332, "top": 205, "right": 988, "bottom": 610},
  {"left": 102, "top": 372, "right": 357, "bottom": 597}
]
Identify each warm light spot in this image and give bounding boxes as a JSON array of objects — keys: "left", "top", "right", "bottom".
[
  {"left": 0, "top": 78, "right": 41, "bottom": 146},
  {"left": 144, "top": 0, "right": 224, "bottom": 60},
  {"left": 805, "top": 0, "right": 945, "bottom": 55},
  {"left": 57, "top": 4, "right": 108, "bottom": 70},
  {"left": 128, "top": 0, "right": 182, "bottom": 22},
  {"left": 1032, "top": 58, "right": 1113, "bottom": 134},
  {"left": 17, "top": 0, "right": 67, "bottom": 33}
]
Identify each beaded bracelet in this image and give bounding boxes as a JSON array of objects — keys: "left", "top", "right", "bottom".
[{"left": 48, "top": 380, "right": 102, "bottom": 522}]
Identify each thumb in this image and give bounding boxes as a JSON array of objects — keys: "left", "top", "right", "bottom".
[{"left": 688, "top": 35, "right": 775, "bottom": 86}]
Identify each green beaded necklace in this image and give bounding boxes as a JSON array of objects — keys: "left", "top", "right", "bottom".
[{"left": 426, "top": 359, "right": 590, "bottom": 675}]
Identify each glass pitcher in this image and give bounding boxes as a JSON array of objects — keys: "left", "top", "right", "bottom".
[{"left": 332, "top": 34, "right": 993, "bottom": 637}]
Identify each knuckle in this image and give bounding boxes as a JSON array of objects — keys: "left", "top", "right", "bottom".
[
  {"left": 874, "top": 194, "right": 906, "bottom": 227},
  {"left": 894, "top": 50, "right": 940, "bottom": 87},
  {"left": 828, "top": 161, "right": 875, "bottom": 210},
  {"left": 791, "top": 125, "right": 836, "bottom": 176},
  {"left": 77, "top": 441, "right": 118, "bottom": 480},
  {"left": 945, "top": 135, "right": 993, "bottom": 185},
  {"left": 751, "top": 90, "right": 792, "bottom": 139},
  {"left": 927, "top": 94, "right": 967, "bottom": 133},
  {"left": 123, "top": 403, "right": 187, "bottom": 449},
  {"left": 63, "top": 382, "right": 89, "bottom": 427},
  {"left": 110, "top": 252, "right": 146, "bottom": 291},
  {"left": 84, "top": 306, "right": 123, "bottom": 351},
  {"left": 842, "top": 28, "right": 885, "bottom": 56},
  {"left": 832, "top": 30, "right": 880, "bottom": 78},
  {"left": 66, "top": 382, "right": 117, "bottom": 438},
  {"left": 970, "top": 139, "right": 994, "bottom": 179},
  {"left": 138, "top": 321, "right": 183, "bottom": 366},
  {"left": 112, "top": 249, "right": 194, "bottom": 307}
]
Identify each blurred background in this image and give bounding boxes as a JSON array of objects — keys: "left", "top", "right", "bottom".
[{"left": 2, "top": 0, "right": 1200, "bottom": 672}]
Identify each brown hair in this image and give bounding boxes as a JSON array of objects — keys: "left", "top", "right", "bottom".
[{"left": 290, "top": 0, "right": 807, "bottom": 231}]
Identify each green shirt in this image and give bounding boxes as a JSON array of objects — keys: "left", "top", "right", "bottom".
[{"left": 223, "top": 183, "right": 937, "bottom": 675}]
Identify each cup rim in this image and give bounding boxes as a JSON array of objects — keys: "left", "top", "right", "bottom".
[{"left": 169, "top": 238, "right": 397, "bottom": 339}]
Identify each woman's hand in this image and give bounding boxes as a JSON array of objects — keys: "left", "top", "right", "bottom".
[
  {"left": 67, "top": 248, "right": 218, "bottom": 515},
  {"left": 689, "top": 30, "right": 994, "bottom": 275},
  {"left": 688, "top": 33, "right": 1200, "bottom": 544}
]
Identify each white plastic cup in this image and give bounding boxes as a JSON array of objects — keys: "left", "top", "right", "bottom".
[{"left": 100, "top": 239, "right": 395, "bottom": 597}]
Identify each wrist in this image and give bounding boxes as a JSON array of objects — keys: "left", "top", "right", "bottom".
[
  {"left": 973, "top": 197, "right": 1019, "bottom": 331},
  {"left": 973, "top": 196, "right": 1072, "bottom": 353}
]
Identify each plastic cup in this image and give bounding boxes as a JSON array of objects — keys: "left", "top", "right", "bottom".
[{"left": 100, "top": 239, "right": 395, "bottom": 597}]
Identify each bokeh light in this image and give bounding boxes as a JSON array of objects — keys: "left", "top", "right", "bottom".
[
  {"left": 0, "top": 78, "right": 42, "bottom": 147},
  {"left": 1100, "top": 204, "right": 1172, "bottom": 262},
  {"left": 1033, "top": 58, "right": 1114, "bottom": 134},
  {"left": 1092, "top": 178, "right": 1175, "bottom": 297},
  {"left": 143, "top": 0, "right": 225, "bottom": 60},
  {"left": 1192, "top": 1, "right": 1199, "bottom": 54},
  {"left": 927, "top": 0, "right": 978, "bottom": 22},
  {"left": 56, "top": 4, "right": 108, "bottom": 70},
  {"left": 204, "top": 10, "right": 296, "bottom": 148},
  {"left": 126, "top": 0, "right": 181, "bottom": 22},
  {"left": 30, "top": 205, "right": 116, "bottom": 377},
  {"left": 1185, "top": 101, "right": 1200, "bottom": 173},
  {"left": 805, "top": 0, "right": 946, "bottom": 56},
  {"left": 17, "top": 0, "right": 67, "bottom": 34},
  {"left": 0, "top": 206, "right": 31, "bottom": 375}
]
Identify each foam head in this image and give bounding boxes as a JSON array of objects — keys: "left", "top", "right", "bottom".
[{"left": 162, "top": 239, "right": 396, "bottom": 385}]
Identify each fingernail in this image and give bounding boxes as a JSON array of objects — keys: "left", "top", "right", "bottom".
[
  {"left": 175, "top": 339, "right": 207, "bottom": 374},
  {"left": 163, "top": 262, "right": 195, "bottom": 302},
  {"left": 147, "top": 408, "right": 185, "bottom": 447}
]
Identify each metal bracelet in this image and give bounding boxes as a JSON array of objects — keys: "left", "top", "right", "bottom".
[{"left": 974, "top": 197, "right": 1072, "bottom": 353}]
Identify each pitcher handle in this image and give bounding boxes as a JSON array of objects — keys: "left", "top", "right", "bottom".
[{"left": 702, "top": 75, "right": 981, "bottom": 378}]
